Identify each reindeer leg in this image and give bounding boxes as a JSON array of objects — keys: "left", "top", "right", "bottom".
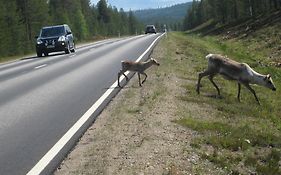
[
  {"left": 122, "top": 72, "right": 129, "bottom": 81},
  {"left": 243, "top": 83, "right": 260, "bottom": 105},
  {"left": 237, "top": 83, "right": 241, "bottom": 102},
  {"left": 208, "top": 75, "right": 220, "bottom": 97},
  {"left": 196, "top": 70, "right": 211, "bottom": 94},
  {"left": 197, "top": 73, "right": 203, "bottom": 94},
  {"left": 118, "top": 70, "right": 129, "bottom": 87},
  {"left": 141, "top": 72, "right": 148, "bottom": 84},
  {"left": 197, "top": 70, "right": 212, "bottom": 94},
  {"left": 138, "top": 72, "right": 142, "bottom": 87},
  {"left": 118, "top": 72, "right": 121, "bottom": 87}
]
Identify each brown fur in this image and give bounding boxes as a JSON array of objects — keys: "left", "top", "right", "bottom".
[
  {"left": 118, "top": 58, "right": 160, "bottom": 87},
  {"left": 196, "top": 54, "right": 276, "bottom": 104}
]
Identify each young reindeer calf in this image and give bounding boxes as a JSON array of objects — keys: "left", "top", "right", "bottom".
[
  {"left": 196, "top": 54, "right": 276, "bottom": 105},
  {"left": 118, "top": 58, "right": 160, "bottom": 87}
]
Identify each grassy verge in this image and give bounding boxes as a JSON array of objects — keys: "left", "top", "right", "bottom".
[
  {"left": 170, "top": 31, "right": 281, "bottom": 174},
  {"left": 56, "top": 31, "right": 280, "bottom": 175}
]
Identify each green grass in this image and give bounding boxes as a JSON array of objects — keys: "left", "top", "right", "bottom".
[
  {"left": 166, "top": 31, "right": 281, "bottom": 174},
  {"left": 176, "top": 118, "right": 281, "bottom": 150}
]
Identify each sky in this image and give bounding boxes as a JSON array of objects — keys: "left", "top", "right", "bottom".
[{"left": 91, "top": 0, "right": 192, "bottom": 11}]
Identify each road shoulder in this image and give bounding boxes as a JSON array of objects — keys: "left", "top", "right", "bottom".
[{"left": 55, "top": 34, "right": 225, "bottom": 175}]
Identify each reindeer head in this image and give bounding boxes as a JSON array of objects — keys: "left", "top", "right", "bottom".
[
  {"left": 150, "top": 58, "right": 160, "bottom": 66},
  {"left": 264, "top": 74, "right": 276, "bottom": 91}
]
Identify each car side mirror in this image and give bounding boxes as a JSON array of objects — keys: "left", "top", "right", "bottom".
[{"left": 67, "top": 31, "right": 72, "bottom": 35}]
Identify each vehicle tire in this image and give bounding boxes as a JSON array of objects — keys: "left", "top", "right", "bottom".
[
  {"left": 65, "top": 43, "right": 70, "bottom": 54},
  {"left": 70, "top": 43, "right": 75, "bottom": 53},
  {"left": 37, "top": 51, "right": 42, "bottom": 57}
]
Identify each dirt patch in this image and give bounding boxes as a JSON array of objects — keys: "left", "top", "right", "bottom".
[{"left": 55, "top": 36, "right": 226, "bottom": 175}]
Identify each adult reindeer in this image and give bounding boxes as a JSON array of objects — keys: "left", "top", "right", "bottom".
[{"left": 196, "top": 54, "right": 276, "bottom": 104}]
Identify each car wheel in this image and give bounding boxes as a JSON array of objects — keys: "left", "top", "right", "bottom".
[
  {"left": 70, "top": 43, "right": 75, "bottom": 53},
  {"left": 37, "top": 51, "right": 42, "bottom": 57},
  {"left": 65, "top": 43, "right": 70, "bottom": 54}
]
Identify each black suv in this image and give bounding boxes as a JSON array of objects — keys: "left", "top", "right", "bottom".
[
  {"left": 145, "top": 25, "right": 157, "bottom": 34},
  {"left": 36, "top": 24, "right": 75, "bottom": 57}
]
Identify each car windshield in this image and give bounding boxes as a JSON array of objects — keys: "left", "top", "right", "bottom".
[{"left": 41, "top": 26, "right": 65, "bottom": 37}]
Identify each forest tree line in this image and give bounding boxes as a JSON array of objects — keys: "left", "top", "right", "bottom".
[
  {"left": 0, "top": 0, "right": 143, "bottom": 58},
  {"left": 183, "top": 0, "right": 281, "bottom": 30}
]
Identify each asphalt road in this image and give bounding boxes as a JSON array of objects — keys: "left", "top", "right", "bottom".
[{"left": 0, "top": 33, "right": 163, "bottom": 175}]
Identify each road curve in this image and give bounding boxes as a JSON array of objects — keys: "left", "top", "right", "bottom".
[{"left": 0, "top": 33, "right": 163, "bottom": 175}]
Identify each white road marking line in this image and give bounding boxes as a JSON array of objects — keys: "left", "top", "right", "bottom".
[
  {"left": 69, "top": 54, "right": 76, "bottom": 58},
  {"left": 34, "top": 64, "right": 48, "bottom": 69},
  {"left": 26, "top": 33, "right": 165, "bottom": 175}
]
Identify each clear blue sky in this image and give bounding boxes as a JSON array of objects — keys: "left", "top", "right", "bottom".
[{"left": 91, "top": 0, "right": 192, "bottom": 11}]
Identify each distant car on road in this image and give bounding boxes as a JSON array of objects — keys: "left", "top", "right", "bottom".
[
  {"left": 145, "top": 25, "right": 157, "bottom": 34},
  {"left": 35, "top": 24, "right": 75, "bottom": 57}
]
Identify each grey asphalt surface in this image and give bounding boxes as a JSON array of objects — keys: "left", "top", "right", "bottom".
[{"left": 0, "top": 33, "right": 162, "bottom": 175}]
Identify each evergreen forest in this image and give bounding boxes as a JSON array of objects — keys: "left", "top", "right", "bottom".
[
  {"left": 0, "top": 0, "right": 142, "bottom": 58},
  {"left": 183, "top": 0, "right": 281, "bottom": 30},
  {"left": 134, "top": 2, "right": 192, "bottom": 31}
]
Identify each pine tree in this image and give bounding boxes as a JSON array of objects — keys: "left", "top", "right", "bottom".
[
  {"left": 119, "top": 8, "right": 129, "bottom": 35},
  {"left": 128, "top": 10, "right": 137, "bottom": 35},
  {"left": 97, "top": 0, "right": 110, "bottom": 23},
  {"left": 17, "top": 0, "right": 50, "bottom": 47},
  {"left": 0, "top": 0, "right": 24, "bottom": 57},
  {"left": 49, "top": 0, "right": 70, "bottom": 25},
  {"left": 80, "top": 0, "right": 96, "bottom": 36}
]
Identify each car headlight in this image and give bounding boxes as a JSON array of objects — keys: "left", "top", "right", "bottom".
[
  {"left": 58, "top": 36, "right": 66, "bottom": 42},
  {"left": 37, "top": 39, "right": 43, "bottom": 45}
]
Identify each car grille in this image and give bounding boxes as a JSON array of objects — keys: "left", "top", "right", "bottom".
[{"left": 45, "top": 39, "right": 55, "bottom": 46}]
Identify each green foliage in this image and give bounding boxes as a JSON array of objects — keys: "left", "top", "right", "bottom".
[
  {"left": 176, "top": 118, "right": 281, "bottom": 151},
  {"left": 0, "top": 0, "right": 23, "bottom": 57},
  {"left": 0, "top": 0, "right": 143, "bottom": 59},
  {"left": 256, "top": 149, "right": 281, "bottom": 175},
  {"left": 167, "top": 31, "right": 281, "bottom": 175},
  {"left": 97, "top": 0, "right": 110, "bottom": 23},
  {"left": 134, "top": 2, "right": 192, "bottom": 31},
  {"left": 183, "top": 0, "right": 281, "bottom": 30}
]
